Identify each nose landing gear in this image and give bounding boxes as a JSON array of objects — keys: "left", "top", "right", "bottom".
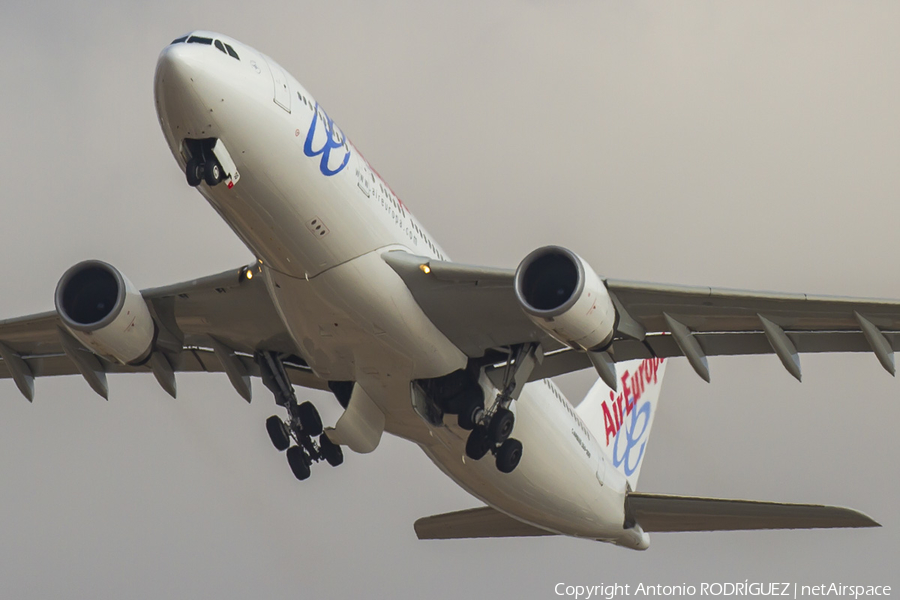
[
  {"left": 184, "top": 139, "right": 224, "bottom": 187},
  {"left": 258, "top": 351, "right": 343, "bottom": 481}
]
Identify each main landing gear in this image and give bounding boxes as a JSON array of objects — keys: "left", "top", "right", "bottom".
[
  {"left": 258, "top": 351, "right": 343, "bottom": 481},
  {"left": 462, "top": 343, "right": 542, "bottom": 474},
  {"left": 183, "top": 138, "right": 224, "bottom": 188}
]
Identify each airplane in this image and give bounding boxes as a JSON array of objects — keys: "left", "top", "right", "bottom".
[{"left": 0, "top": 30, "right": 888, "bottom": 550}]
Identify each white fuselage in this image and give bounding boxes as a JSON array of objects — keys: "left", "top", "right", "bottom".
[{"left": 154, "top": 32, "right": 641, "bottom": 548}]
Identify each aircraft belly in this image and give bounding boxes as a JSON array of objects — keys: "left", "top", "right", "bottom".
[
  {"left": 264, "top": 250, "right": 467, "bottom": 414},
  {"left": 420, "top": 383, "right": 627, "bottom": 539}
]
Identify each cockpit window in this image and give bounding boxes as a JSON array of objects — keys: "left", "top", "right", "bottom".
[{"left": 169, "top": 35, "right": 239, "bottom": 61}]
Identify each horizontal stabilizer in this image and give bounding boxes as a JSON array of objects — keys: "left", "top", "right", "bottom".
[
  {"left": 626, "top": 493, "right": 880, "bottom": 532},
  {"left": 414, "top": 507, "right": 555, "bottom": 540}
]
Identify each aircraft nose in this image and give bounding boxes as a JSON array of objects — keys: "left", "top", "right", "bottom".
[
  {"left": 156, "top": 42, "right": 200, "bottom": 86},
  {"left": 154, "top": 42, "right": 216, "bottom": 140}
]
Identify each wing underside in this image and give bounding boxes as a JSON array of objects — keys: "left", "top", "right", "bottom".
[
  {"left": 384, "top": 250, "right": 900, "bottom": 381},
  {"left": 0, "top": 266, "right": 328, "bottom": 400}
]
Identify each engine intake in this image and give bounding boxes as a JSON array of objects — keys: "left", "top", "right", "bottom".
[
  {"left": 514, "top": 246, "right": 616, "bottom": 351},
  {"left": 55, "top": 260, "right": 155, "bottom": 365}
]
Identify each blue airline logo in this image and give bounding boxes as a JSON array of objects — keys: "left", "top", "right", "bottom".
[
  {"left": 304, "top": 103, "right": 350, "bottom": 176},
  {"left": 611, "top": 400, "right": 650, "bottom": 476}
]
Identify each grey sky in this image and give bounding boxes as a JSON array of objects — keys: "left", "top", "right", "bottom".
[{"left": 0, "top": 1, "right": 898, "bottom": 598}]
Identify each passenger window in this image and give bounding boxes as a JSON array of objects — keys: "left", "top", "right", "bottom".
[
  {"left": 224, "top": 44, "right": 240, "bottom": 60},
  {"left": 214, "top": 40, "right": 227, "bottom": 54}
]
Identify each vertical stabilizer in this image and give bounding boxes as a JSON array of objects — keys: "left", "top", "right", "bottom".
[{"left": 576, "top": 358, "right": 667, "bottom": 490}]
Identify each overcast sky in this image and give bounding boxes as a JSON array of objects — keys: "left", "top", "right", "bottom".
[{"left": 0, "top": 1, "right": 898, "bottom": 598}]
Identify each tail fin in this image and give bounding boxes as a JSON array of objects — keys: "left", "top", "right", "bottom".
[{"left": 576, "top": 358, "right": 667, "bottom": 490}]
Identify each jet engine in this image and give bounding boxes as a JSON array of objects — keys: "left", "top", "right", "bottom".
[
  {"left": 55, "top": 260, "right": 156, "bottom": 365},
  {"left": 514, "top": 246, "right": 616, "bottom": 351}
]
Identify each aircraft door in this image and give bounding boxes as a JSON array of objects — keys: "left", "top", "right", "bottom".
[
  {"left": 267, "top": 60, "right": 292, "bottom": 112},
  {"left": 596, "top": 451, "right": 607, "bottom": 486}
]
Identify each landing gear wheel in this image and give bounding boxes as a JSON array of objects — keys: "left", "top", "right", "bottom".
[
  {"left": 487, "top": 407, "right": 515, "bottom": 445},
  {"left": 265, "top": 415, "right": 290, "bottom": 451},
  {"left": 297, "top": 401, "right": 323, "bottom": 437},
  {"left": 286, "top": 446, "right": 311, "bottom": 480},
  {"left": 496, "top": 438, "right": 523, "bottom": 473},
  {"left": 185, "top": 157, "right": 204, "bottom": 187},
  {"left": 319, "top": 433, "right": 344, "bottom": 467},
  {"left": 457, "top": 401, "right": 483, "bottom": 431},
  {"left": 204, "top": 161, "right": 222, "bottom": 186},
  {"left": 465, "top": 426, "right": 490, "bottom": 461}
]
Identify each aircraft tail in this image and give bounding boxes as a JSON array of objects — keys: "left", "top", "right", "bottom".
[{"left": 576, "top": 357, "right": 667, "bottom": 490}]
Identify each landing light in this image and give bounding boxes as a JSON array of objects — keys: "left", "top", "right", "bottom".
[
  {"left": 420, "top": 264, "right": 431, "bottom": 275},
  {"left": 246, "top": 270, "right": 253, "bottom": 280}
]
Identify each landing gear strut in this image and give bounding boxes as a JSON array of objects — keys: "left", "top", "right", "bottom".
[
  {"left": 257, "top": 351, "right": 343, "bottom": 480},
  {"left": 463, "top": 343, "right": 542, "bottom": 474}
]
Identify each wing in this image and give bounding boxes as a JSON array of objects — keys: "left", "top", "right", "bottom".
[
  {"left": 383, "top": 250, "right": 900, "bottom": 381},
  {"left": 0, "top": 265, "right": 327, "bottom": 400},
  {"left": 625, "top": 493, "right": 879, "bottom": 532},
  {"left": 414, "top": 506, "right": 555, "bottom": 540}
]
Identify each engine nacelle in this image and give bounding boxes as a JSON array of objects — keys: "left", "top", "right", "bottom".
[
  {"left": 55, "top": 260, "right": 156, "bottom": 365},
  {"left": 514, "top": 246, "right": 616, "bottom": 351}
]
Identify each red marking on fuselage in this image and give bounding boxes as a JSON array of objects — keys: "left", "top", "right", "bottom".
[
  {"left": 349, "top": 141, "right": 410, "bottom": 216},
  {"left": 602, "top": 357, "right": 665, "bottom": 445}
]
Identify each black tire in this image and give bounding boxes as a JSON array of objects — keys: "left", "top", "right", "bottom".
[
  {"left": 185, "top": 158, "right": 203, "bottom": 187},
  {"left": 457, "top": 400, "right": 483, "bottom": 431},
  {"left": 319, "top": 433, "right": 344, "bottom": 467},
  {"left": 297, "top": 401, "right": 324, "bottom": 437},
  {"left": 265, "top": 415, "right": 290, "bottom": 451},
  {"left": 496, "top": 438, "right": 523, "bottom": 474},
  {"left": 204, "top": 161, "right": 222, "bottom": 186},
  {"left": 487, "top": 407, "right": 515, "bottom": 445},
  {"left": 286, "top": 446, "right": 311, "bottom": 480},
  {"left": 465, "top": 426, "right": 490, "bottom": 461}
]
